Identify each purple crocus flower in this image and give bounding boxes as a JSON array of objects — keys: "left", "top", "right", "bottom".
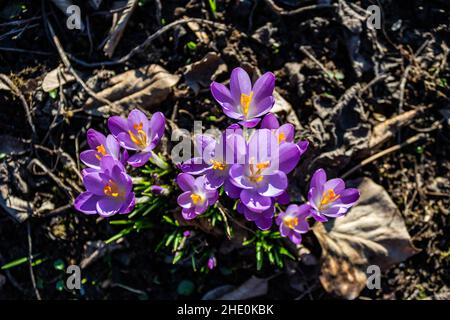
[
  {"left": 260, "top": 113, "right": 309, "bottom": 155},
  {"left": 276, "top": 204, "right": 310, "bottom": 244},
  {"left": 307, "top": 168, "right": 360, "bottom": 222},
  {"left": 176, "top": 173, "right": 219, "bottom": 220},
  {"left": 180, "top": 131, "right": 246, "bottom": 194},
  {"left": 79, "top": 129, "right": 127, "bottom": 169},
  {"left": 207, "top": 257, "right": 217, "bottom": 270},
  {"left": 210, "top": 67, "right": 275, "bottom": 127},
  {"left": 229, "top": 129, "right": 301, "bottom": 213},
  {"left": 237, "top": 201, "right": 274, "bottom": 230},
  {"left": 74, "top": 156, "right": 135, "bottom": 217},
  {"left": 108, "top": 109, "right": 165, "bottom": 167}
]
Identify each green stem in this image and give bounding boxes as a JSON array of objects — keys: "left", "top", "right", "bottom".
[{"left": 150, "top": 151, "right": 170, "bottom": 170}]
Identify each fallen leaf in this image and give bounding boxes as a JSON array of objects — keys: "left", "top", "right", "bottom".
[
  {"left": 313, "top": 177, "right": 419, "bottom": 299},
  {"left": 42, "top": 66, "right": 75, "bottom": 92},
  {"left": 183, "top": 52, "right": 228, "bottom": 95},
  {"left": 84, "top": 64, "right": 180, "bottom": 116},
  {"left": 202, "top": 285, "right": 235, "bottom": 300},
  {"left": 217, "top": 276, "right": 269, "bottom": 300},
  {"left": 186, "top": 20, "right": 210, "bottom": 44},
  {"left": 272, "top": 90, "right": 302, "bottom": 131}
]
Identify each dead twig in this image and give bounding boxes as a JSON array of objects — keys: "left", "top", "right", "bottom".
[
  {"left": 341, "top": 133, "right": 428, "bottom": 179},
  {"left": 27, "top": 221, "right": 41, "bottom": 300},
  {"left": 0, "top": 74, "right": 37, "bottom": 141},
  {"left": 264, "top": 0, "right": 335, "bottom": 16},
  {"left": 103, "top": 0, "right": 138, "bottom": 58}
]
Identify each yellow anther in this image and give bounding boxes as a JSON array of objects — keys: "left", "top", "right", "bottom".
[
  {"left": 283, "top": 216, "right": 299, "bottom": 229},
  {"left": 95, "top": 144, "right": 108, "bottom": 160},
  {"left": 319, "top": 189, "right": 340, "bottom": 209},
  {"left": 240, "top": 91, "right": 253, "bottom": 117},
  {"left": 256, "top": 161, "right": 270, "bottom": 170},
  {"left": 103, "top": 180, "right": 120, "bottom": 197},
  {"left": 128, "top": 128, "right": 148, "bottom": 149},
  {"left": 133, "top": 122, "right": 143, "bottom": 131},
  {"left": 211, "top": 160, "right": 226, "bottom": 171},
  {"left": 190, "top": 193, "right": 203, "bottom": 205},
  {"left": 278, "top": 132, "right": 286, "bottom": 144}
]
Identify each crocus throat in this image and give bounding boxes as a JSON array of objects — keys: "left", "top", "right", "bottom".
[
  {"left": 240, "top": 91, "right": 253, "bottom": 117},
  {"left": 283, "top": 216, "right": 299, "bottom": 229},
  {"left": 103, "top": 180, "right": 121, "bottom": 197},
  {"left": 190, "top": 193, "right": 204, "bottom": 205},
  {"left": 211, "top": 159, "right": 226, "bottom": 171},
  {"left": 248, "top": 161, "right": 270, "bottom": 183},
  {"left": 319, "top": 189, "right": 340, "bottom": 209},
  {"left": 95, "top": 144, "right": 108, "bottom": 160},
  {"left": 128, "top": 122, "right": 148, "bottom": 149}
]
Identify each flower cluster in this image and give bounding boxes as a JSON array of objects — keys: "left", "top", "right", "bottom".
[
  {"left": 177, "top": 67, "right": 360, "bottom": 244},
  {"left": 75, "top": 109, "right": 166, "bottom": 217}
]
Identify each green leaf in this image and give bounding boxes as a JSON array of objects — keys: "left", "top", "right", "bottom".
[
  {"left": 279, "top": 246, "right": 295, "bottom": 260},
  {"left": 177, "top": 280, "right": 195, "bottom": 296},
  {"left": 49, "top": 89, "right": 58, "bottom": 99},
  {"left": 53, "top": 259, "right": 65, "bottom": 271},
  {"left": 1, "top": 254, "right": 41, "bottom": 270},
  {"left": 186, "top": 41, "right": 197, "bottom": 51}
]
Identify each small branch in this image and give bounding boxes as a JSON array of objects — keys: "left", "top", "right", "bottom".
[
  {"left": 27, "top": 221, "right": 41, "bottom": 300},
  {"left": 264, "top": 0, "right": 335, "bottom": 16},
  {"left": 341, "top": 133, "right": 428, "bottom": 179}
]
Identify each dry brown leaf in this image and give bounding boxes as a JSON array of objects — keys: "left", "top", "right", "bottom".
[
  {"left": 183, "top": 52, "right": 228, "bottom": 95},
  {"left": 217, "top": 276, "right": 269, "bottom": 300},
  {"left": 84, "top": 64, "right": 179, "bottom": 116},
  {"left": 272, "top": 90, "right": 302, "bottom": 131},
  {"left": 186, "top": 20, "right": 210, "bottom": 44},
  {"left": 42, "top": 66, "right": 75, "bottom": 92},
  {"left": 313, "top": 177, "right": 418, "bottom": 299}
]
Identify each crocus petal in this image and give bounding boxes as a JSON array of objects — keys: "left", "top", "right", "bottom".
[
  {"left": 83, "top": 172, "right": 106, "bottom": 196},
  {"left": 238, "top": 118, "right": 260, "bottom": 128},
  {"left": 321, "top": 206, "right": 346, "bottom": 218},
  {"left": 338, "top": 188, "right": 360, "bottom": 206},
  {"left": 117, "top": 132, "right": 138, "bottom": 150},
  {"left": 230, "top": 67, "right": 252, "bottom": 103},
  {"left": 80, "top": 150, "right": 101, "bottom": 169},
  {"left": 254, "top": 217, "right": 273, "bottom": 230},
  {"left": 177, "top": 191, "right": 193, "bottom": 209},
  {"left": 248, "top": 95, "right": 275, "bottom": 118},
  {"left": 297, "top": 140, "right": 309, "bottom": 156},
  {"left": 278, "top": 142, "right": 301, "bottom": 174},
  {"left": 223, "top": 179, "right": 241, "bottom": 199},
  {"left": 257, "top": 171, "right": 287, "bottom": 197},
  {"left": 229, "top": 165, "right": 253, "bottom": 189},
  {"left": 222, "top": 103, "right": 244, "bottom": 120},
  {"left": 108, "top": 116, "right": 128, "bottom": 136},
  {"left": 182, "top": 207, "right": 198, "bottom": 220},
  {"left": 251, "top": 72, "right": 275, "bottom": 106},
  {"left": 277, "top": 124, "right": 295, "bottom": 143},
  {"left": 210, "top": 81, "right": 235, "bottom": 105},
  {"left": 127, "top": 152, "right": 152, "bottom": 167},
  {"left": 289, "top": 232, "right": 302, "bottom": 245},
  {"left": 275, "top": 191, "right": 290, "bottom": 205},
  {"left": 149, "top": 112, "right": 165, "bottom": 148},
  {"left": 74, "top": 192, "right": 100, "bottom": 214},
  {"left": 177, "top": 173, "right": 195, "bottom": 192},
  {"left": 311, "top": 168, "right": 327, "bottom": 191},
  {"left": 240, "top": 189, "right": 272, "bottom": 213},
  {"left": 96, "top": 198, "right": 122, "bottom": 217},
  {"left": 119, "top": 192, "right": 135, "bottom": 214},
  {"left": 106, "top": 135, "right": 120, "bottom": 159},
  {"left": 127, "top": 109, "right": 149, "bottom": 135},
  {"left": 100, "top": 155, "right": 122, "bottom": 173},
  {"left": 205, "top": 170, "right": 225, "bottom": 189},
  {"left": 309, "top": 208, "right": 329, "bottom": 222},
  {"left": 323, "top": 178, "right": 345, "bottom": 194},
  {"left": 180, "top": 158, "right": 210, "bottom": 175},
  {"left": 260, "top": 113, "right": 279, "bottom": 129},
  {"left": 86, "top": 129, "right": 106, "bottom": 149}
]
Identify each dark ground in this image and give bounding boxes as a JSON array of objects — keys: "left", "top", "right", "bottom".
[{"left": 0, "top": 0, "right": 449, "bottom": 300}]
